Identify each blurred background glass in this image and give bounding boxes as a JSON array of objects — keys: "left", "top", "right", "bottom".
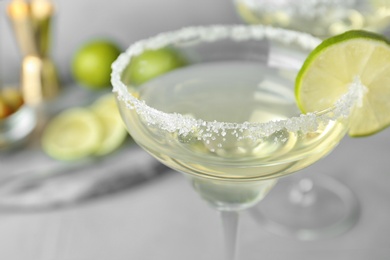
[{"left": 234, "top": 0, "right": 390, "bottom": 38}]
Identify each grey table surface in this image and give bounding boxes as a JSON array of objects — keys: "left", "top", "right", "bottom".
[{"left": 0, "top": 83, "right": 390, "bottom": 260}]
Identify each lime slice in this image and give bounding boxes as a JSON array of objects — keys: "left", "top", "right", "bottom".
[
  {"left": 90, "top": 93, "right": 127, "bottom": 156},
  {"left": 42, "top": 107, "right": 103, "bottom": 160},
  {"left": 295, "top": 30, "right": 390, "bottom": 137}
]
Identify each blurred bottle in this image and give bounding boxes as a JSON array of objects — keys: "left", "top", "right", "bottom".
[
  {"left": 234, "top": 0, "right": 390, "bottom": 38},
  {"left": 7, "top": 0, "right": 60, "bottom": 106}
]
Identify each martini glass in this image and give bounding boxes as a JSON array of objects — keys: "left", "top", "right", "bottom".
[
  {"left": 111, "top": 25, "right": 360, "bottom": 259},
  {"left": 233, "top": 0, "right": 390, "bottom": 38}
]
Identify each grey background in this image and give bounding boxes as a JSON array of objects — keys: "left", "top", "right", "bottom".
[{"left": 1, "top": 0, "right": 241, "bottom": 85}]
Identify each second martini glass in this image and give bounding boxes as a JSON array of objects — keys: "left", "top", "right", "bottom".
[
  {"left": 111, "top": 25, "right": 360, "bottom": 259},
  {"left": 233, "top": 0, "right": 390, "bottom": 38}
]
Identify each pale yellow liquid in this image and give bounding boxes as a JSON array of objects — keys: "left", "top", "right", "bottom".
[
  {"left": 235, "top": 0, "right": 390, "bottom": 38},
  {"left": 118, "top": 61, "right": 348, "bottom": 209},
  {"left": 119, "top": 61, "right": 347, "bottom": 181}
]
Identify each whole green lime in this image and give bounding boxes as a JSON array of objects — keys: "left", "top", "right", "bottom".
[
  {"left": 72, "top": 40, "right": 122, "bottom": 89},
  {"left": 125, "top": 48, "right": 186, "bottom": 85}
]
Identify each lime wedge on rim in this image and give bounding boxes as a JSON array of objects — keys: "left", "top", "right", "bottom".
[
  {"left": 295, "top": 30, "right": 390, "bottom": 137},
  {"left": 42, "top": 107, "right": 103, "bottom": 161},
  {"left": 90, "top": 93, "right": 127, "bottom": 156}
]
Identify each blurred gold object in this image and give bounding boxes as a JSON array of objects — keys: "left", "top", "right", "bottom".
[{"left": 7, "top": 0, "right": 60, "bottom": 106}]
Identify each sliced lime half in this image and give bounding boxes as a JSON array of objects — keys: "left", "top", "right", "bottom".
[
  {"left": 90, "top": 93, "right": 127, "bottom": 156},
  {"left": 295, "top": 30, "right": 390, "bottom": 137},
  {"left": 42, "top": 107, "right": 103, "bottom": 161}
]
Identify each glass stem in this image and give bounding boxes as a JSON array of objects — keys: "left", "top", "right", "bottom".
[{"left": 220, "top": 211, "right": 240, "bottom": 260}]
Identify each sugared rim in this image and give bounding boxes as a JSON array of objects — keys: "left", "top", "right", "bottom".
[{"left": 111, "top": 25, "right": 362, "bottom": 141}]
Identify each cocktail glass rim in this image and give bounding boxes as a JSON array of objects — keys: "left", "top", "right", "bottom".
[{"left": 111, "top": 24, "right": 361, "bottom": 155}]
